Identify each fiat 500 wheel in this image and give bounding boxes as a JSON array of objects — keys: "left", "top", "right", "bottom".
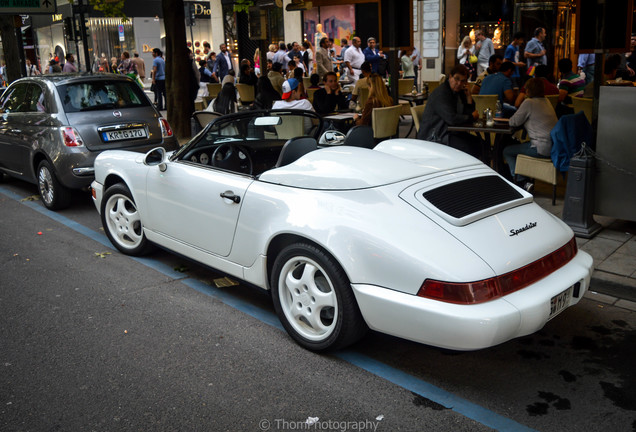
[
  {"left": 101, "top": 183, "right": 153, "bottom": 256},
  {"left": 271, "top": 243, "right": 367, "bottom": 351},
  {"left": 37, "top": 160, "right": 72, "bottom": 210}
]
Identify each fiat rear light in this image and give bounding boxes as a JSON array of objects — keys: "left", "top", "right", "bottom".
[
  {"left": 61, "top": 127, "right": 84, "bottom": 147},
  {"left": 418, "top": 237, "right": 578, "bottom": 304},
  {"left": 159, "top": 118, "right": 173, "bottom": 138}
]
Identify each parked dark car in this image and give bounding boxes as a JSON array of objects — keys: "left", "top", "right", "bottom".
[{"left": 0, "top": 74, "right": 177, "bottom": 209}]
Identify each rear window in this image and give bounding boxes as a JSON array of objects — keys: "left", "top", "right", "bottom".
[{"left": 58, "top": 80, "right": 150, "bottom": 113}]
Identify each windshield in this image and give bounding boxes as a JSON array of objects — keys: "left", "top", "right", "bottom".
[{"left": 58, "top": 80, "right": 150, "bottom": 113}]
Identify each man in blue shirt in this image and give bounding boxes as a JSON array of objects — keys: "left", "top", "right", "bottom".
[
  {"left": 363, "top": 37, "right": 385, "bottom": 73},
  {"left": 577, "top": 53, "right": 595, "bottom": 85},
  {"left": 504, "top": 32, "right": 525, "bottom": 90},
  {"left": 151, "top": 48, "right": 166, "bottom": 110},
  {"left": 479, "top": 61, "right": 516, "bottom": 117},
  {"left": 525, "top": 27, "right": 547, "bottom": 69}
]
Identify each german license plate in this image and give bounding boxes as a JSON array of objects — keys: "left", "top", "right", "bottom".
[
  {"left": 549, "top": 286, "right": 572, "bottom": 320},
  {"left": 103, "top": 128, "right": 147, "bottom": 141}
]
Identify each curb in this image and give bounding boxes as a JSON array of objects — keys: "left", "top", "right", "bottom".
[{"left": 590, "top": 270, "right": 636, "bottom": 303}]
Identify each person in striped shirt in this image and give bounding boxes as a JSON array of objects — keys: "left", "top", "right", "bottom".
[{"left": 557, "top": 58, "right": 585, "bottom": 103}]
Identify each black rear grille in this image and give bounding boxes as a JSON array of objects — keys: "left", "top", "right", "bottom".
[{"left": 423, "top": 176, "right": 522, "bottom": 218}]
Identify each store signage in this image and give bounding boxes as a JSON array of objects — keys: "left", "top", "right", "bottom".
[
  {"left": 52, "top": 13, "right": 62, "bottom": 21},
  {"left": 185, "top": 1, "right": 211, "bottom": 19},
  {"left": 0, "top": 0, "right": 57, "bottom": 15}
]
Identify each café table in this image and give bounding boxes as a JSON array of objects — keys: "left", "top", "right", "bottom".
[
  {"left": 447, "top": 118, "right": 515, "bottom": 174},
  {"left": 322, "top": 111, "right": 357, "bottom": 133}
]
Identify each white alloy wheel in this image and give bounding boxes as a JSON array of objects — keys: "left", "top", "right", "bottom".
[
  {"left": 101, "top": 183, "right": 152, "bottom": 255},
  {"left": 271, "top": 243, "right": 367, "bottom": 351},
  {"left": 278, "top": 255, "right": 338, "bottom": 342}
]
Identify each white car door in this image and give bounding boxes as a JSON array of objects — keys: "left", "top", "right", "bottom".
[{"left": 144, "top": 161, "right": 252, "bottom": 257}]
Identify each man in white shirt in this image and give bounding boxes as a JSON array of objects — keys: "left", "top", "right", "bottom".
[
  {"left": 272, "top": 78, "right": 314, "bottom": 111},
  {"left": 343, "top": 36, "right": 365, "bottom": 81}
]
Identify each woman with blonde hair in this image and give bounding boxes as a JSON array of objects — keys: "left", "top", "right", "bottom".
[
  {"left": 253, "top": 48, "right": 261, "bottom": 76},
  {"left": 354, "top": 73, "right": 393, "bottom": 126},
  {"left": 457, "top": 35, "right": 476, "bottom": 80}
]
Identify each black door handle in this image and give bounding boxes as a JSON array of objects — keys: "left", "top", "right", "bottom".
[{"left": 220, "top": 191, "right": 240, "bottom": 203}]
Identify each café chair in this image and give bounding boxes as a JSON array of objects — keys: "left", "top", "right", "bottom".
[
  {"left": 307, "top": 88, "right": 318, "bottom": 103},
  {"left": 302, "top": 76, "right": 312, "bottom": 90},
  {"left": 546, "top": 94, "right": 559, "bottom": 111},
  {"left": 398, "top": 78, "right": 414, "bottom": 95},
  {"left": 424, "top": 80, "right": 441, "bottom": 95},
  {"left": 191, "top": 111, "right": 221, "bottom": 136},
  {"left": 472, "top": 94, "right": 498, "bottom": 118},
  {"left": 410, "top": 103, "right": 427, "bottom": 134},
  {"left": 343, "top": 125, "right": 375, "bottom": 149},
  {"left": 274, "top": 115, "right": 305, "bottom": 140},
  {"left": 236, "top": 83, "right": 255, "bottom": 107},
  {"left": 357, "top": 87, "right": 369, "bottom": 109},
  {"left": 372, "top": 105, "right": 402, "bottom": 140},
  {"left": 515, "top": 155, "right": 559, "bottom": 205},
  {"left": 207, "top": 83, "right": 221, "bottom": 99},
  {"left": 571, "top": 96, "right": 593, "bottom": 124}
]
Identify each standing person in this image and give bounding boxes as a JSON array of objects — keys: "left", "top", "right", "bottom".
[
  {"left": 302, "top": 41, "right": 314, "bottom": 75},
  {"left": 266, "top": 43, "right": 276, "bottom": 62},
  {"left": 504, "top": 32, "right": 526, "bottom": 90},
  {"left": 132, "top": 52, "right": 146, "bottom": 81},
  {"left": 577, "top": 53, "right": 595, "bottom": 85},
  {"left": 343, "top": 36, "right": 364, "bottom": 80},
  {"left": 416, "top": 65, "right": 485, "bottom": 160},
  {"left": 316, "top": 37, "right": 332, "bottom": 80},
  {"left": 199, "top": 60, "right": 213, "bottom": 83},
  {"left": 312, "top": 71, "right": 348, "bottom": 114},
  {"left": 475, "top": 30, "right": 494, "bottom": 76},
  {"left": 363, "top": 37, "right": 385, "bottom": 74},
  {"left": 26, "top": 59, "right": 40, "bottom": 76},
  {"left": 503, "top": 78, "right": 558, "bottom": 191},
  {"left": 525, "top": 27, "right": 547, "bottom": 71},
  {"left": 110, "top": 57, "right": 118, "bottom": 72},
  {"left": 272, "top": 42, "right": 288, "bottom": 69},
  {"left": 400, "top": 47, "right": 415, "bottom": 80},
  {"left": 353, "top": 73, "right": 393, "bottom": 126},
  {"left": 63, "top": 53, "right": 77, "bottom": 73},
  {"left": 411, "top": 45, "right": 422, "bottom": 91},
  {"left": 253, "top": 48, "right": 261, "bottom": 76},
  {"left": 457, "top": 36, "right": 476, "bottom": 80},
  {"left": 117, "top": 51, "right": 137, "bottom": 76},
  {"left": 49, "top": 59, "right": 62, "bottom": 73},
  {"left": 213, "top": 43, "right": 232, "bottom": 82},
  {"left": 151, "top": 48, "right": 166, "bottom": 111}
]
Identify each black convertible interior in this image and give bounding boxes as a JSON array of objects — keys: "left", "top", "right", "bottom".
[{"left": 176, "top": 110, "right": 323, "bottom": 177}]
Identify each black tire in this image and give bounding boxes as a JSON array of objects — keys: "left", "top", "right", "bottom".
[
  {"left": 101, "top": 183, "right": 154, "bottom": 256},
  {"left": 270, "top": 243, "right": 367, "bottom": 351},
  {"left": 37, "top": 160, "right": 72, "bottom": 210}
]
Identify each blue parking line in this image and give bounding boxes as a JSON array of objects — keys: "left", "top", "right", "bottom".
[{"left": 1, "top": 185, "right": 536, "bottom": 432}]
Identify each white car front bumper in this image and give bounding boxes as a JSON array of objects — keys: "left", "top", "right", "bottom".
[{"left": 351, "top": 250, "right": 593, "bottom": 350}]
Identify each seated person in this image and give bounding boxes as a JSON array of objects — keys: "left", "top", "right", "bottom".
[
  {"left": 557, "top": 58, "right": 585, "bottom": 103},
  {"left": 312, "top": 71, "right": 348, "bottom": 114},
  {"left": 206, "top": 82, "right": 238, "bottom": 114},
  {"left": 353, "top": 73, "right": 393, "bottom": 126},
  {"left": 416, "top": 64, "right": 486, "bottom": 161},
  {"left": 471, "top": 54, "right": 503, "bottom": 95},
  {"left": 515, "top": 64, "right": 558, "bottom": 108},
  {"left": 503, "top": 78, "right": 558, "bottom": 191},
  {"left": 582, "top": 54, "right": 621, "bottom": 98},
  {"left": 272, "top": 78, "right": 314, "bottom": 111},
  {"left": 479, "top": 61, "right": 516, "bottom": 117},
  {"left": 308, "top": 73, "right": 321, "bottom": 89},
  {"left": 350, "top": 61, "right": 371, "bottom": 104}
]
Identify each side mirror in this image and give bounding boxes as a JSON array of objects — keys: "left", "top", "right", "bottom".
[{"left": 144, "top": 147, "right": 167, "bottom": 171}]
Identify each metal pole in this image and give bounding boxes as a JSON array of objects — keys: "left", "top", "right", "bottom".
[{"left": 76, "top": 0, "right": 91, "bottom": 73}]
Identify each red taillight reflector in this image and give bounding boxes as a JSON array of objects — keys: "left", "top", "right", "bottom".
[
  {"left": 91, "top": 187, "right": 96, "bottom": 199},
  {"left": 61, "top": 127, "right": 84, "bottom": 147},
  {"left": 159, "top": 118, "right": 173, "bottom": 137},
  {"left": 418, "top": 237, "right": 578, "bottom": 304}
]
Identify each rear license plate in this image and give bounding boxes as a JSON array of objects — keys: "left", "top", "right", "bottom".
[
  {"left": 102, "top": 128, "right": 147, "bottom": 142},
  {"left": 549, "top": 286, "right": 572, "bottom": 320}
]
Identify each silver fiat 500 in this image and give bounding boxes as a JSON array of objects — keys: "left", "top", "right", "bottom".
[{"left": 0, "top": 74, "right": 177, "bottom": 209}]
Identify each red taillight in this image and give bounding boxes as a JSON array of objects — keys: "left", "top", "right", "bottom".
[
  {"left": 61, "top": 127, "right": 84, "bottom": 147},
  {"left": 417, "top": 237, "right": 578, "bottom": 304},
  {"left": 159, "top": 118, "right": 173, "bottom": 138}
]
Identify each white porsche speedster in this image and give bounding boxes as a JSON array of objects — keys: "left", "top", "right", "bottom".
[{"left": 91, "top": 110, "right": 593, "bottom": 352}]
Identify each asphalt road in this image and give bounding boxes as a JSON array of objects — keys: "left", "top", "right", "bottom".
[{"left": 1, "top": 178, "right": 635, "bottom": 432}]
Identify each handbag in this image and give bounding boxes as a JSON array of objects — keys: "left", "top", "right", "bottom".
[
  {"left": 150, "top": 83, "right": 156, "bottom": 92},
  {"left": 469, "top": 55, "right": 478, "bottom": 64}
]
